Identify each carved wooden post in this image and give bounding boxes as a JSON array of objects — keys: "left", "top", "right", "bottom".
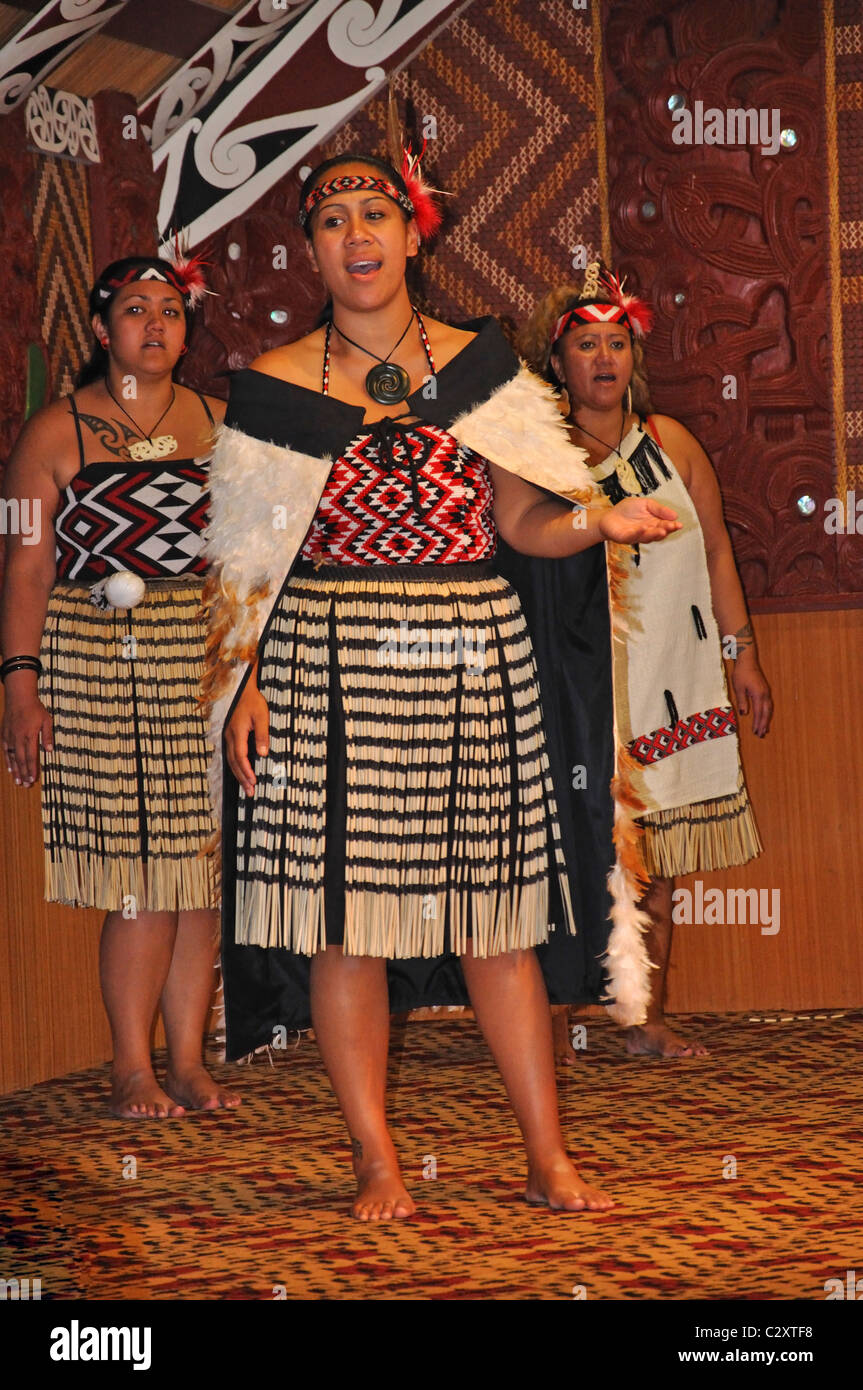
[
  {"left": 0, "top": 105, "right": 42, "bottom": 476},
  {"left": 603, "top": 0, "right": 844, "bottom": 607},
  {"left": 89, "top": 90, "right": 160, "bottom": 270}
]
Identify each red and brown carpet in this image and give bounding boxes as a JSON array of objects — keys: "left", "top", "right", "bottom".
[{"left": 1, "top": 1012, "right": 861, "bottom": 1300}]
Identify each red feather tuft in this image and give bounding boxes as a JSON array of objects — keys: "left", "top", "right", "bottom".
[
  {"left": 599, "top": 268, "right": 653, "bottom": 338},
  {"left": 401, "top": 141, "right": 444, "bottom": 242},
  {"left": 618, "top": 293, "right": 653, "bottom": 338},
  {"left": 160, "top": 233, "right": 214, "bottom": 308}
]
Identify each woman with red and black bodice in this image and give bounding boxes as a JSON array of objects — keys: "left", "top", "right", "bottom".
[
  {"left": 204, "top": 152, "right": 680, "bottom": 1220},
  {"left": 1, "top": 255, "right": 239, "bottom": 1120}
]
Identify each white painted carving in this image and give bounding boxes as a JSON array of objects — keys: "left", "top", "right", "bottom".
[
  {"left": 25, "top": 83, "right": 100, "bottom": 162},
  {"left": 0, "top": 0, "right": 128, "bottom": 114},
  {"left": 327, "top": 0, "right": 453, "bottom": 66},
  {"left": 327, "top": 0, "right": 465, "bottom": 66},
  {"left": 155, "top": 72, "right": 386, "bottom": 246},
  {"left": 140, "top": 0, "right": 318, "bottom": 150},
  {"left": 152, "top": 0, "right": 462, "bottom": 248}
]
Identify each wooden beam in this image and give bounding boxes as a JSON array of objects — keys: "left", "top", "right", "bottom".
[
  {"left": 0, "top": 0, "right": 129, "bottom": 113},
  {"left": 151, "top": 0, "right": 472, "bottom": 247},
  {"left": 102, "top": 0, "right": 232, "bottom": 61}
]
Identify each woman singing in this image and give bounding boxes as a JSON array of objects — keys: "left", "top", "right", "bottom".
[
  {"left": 513, "top": 263, "right": 773, "bottom": 1059},
  {"left": 203, "top": 155, "right": 678, "bottom": 1217}
]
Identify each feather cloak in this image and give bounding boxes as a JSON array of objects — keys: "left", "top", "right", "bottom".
[{"left": 201, "top": 318, "right": 651, "bottom": 1057}]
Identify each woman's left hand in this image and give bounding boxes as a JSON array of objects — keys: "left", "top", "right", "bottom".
[
  {"left": 731, "top": 653, "right": 773, "bottom": 737},
  {"left": 599, "top": 497, "right": 681, "bottom": 546}
]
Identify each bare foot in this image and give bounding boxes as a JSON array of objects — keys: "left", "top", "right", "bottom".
[
  {"left": 351, "top": 1140, "right": 415, "bottom": 1221},
  {"left": 164, "top": 1064, "right": 242, "bottom": 1111},
  {"left": 552, "top": 1009, "right": 579, "bottom": 1067},
  {"left": 625, "top": 1022, "right": 708, "bottom": 1058},
  {"left": 525, "top": 1154, "right": 614, "bottom": 1212},
  {"left": 111, "top": 1068, "right": 186, "bottom": 1119}
]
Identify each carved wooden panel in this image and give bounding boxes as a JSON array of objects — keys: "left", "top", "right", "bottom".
[
  {"left": 0, "top": 107, "right": 43, "bottom": 475},
  {"left": 603, "top": 0, "right": 859, "bottom": 609},
  {"left": 88, "top": 89, "right": 161, "bottom": 271},
  {"left": 175, "top": 191, "right": 322, "bottom": 400}
]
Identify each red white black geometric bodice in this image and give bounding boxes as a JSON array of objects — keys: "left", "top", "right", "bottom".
[{"left": 299, "top": 421, "right": 497, "bottom": 566}]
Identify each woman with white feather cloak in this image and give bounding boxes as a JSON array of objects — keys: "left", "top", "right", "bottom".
[{"left": 201, "top": 150, "right": 679, "bottom": 1219}]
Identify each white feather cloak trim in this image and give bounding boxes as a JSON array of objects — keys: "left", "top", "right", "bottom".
[
  {"left": 450, "top": 365, "right": 596, "bottom": 502},
  {"left": 200, "top": 425, "right": 331, "bottom": 818}
]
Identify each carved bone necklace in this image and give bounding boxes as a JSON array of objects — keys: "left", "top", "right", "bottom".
[
  {"left": 570, "top": 408, "right": 628, "bottom": 461},
  {"left": 105, "top": 382, "right": 178, "bottom": 461}
]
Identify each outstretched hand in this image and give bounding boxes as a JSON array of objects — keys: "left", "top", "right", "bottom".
[{"left": 599, "top": 497, "right": 681, "bottom": 546}]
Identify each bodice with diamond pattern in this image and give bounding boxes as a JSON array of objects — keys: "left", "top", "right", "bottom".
[
  {"left": 54, "top": 459, "right": 209, "bottom": 581},
  {"left": 299, "top": 420, "right": 496, "bottom": 566}
]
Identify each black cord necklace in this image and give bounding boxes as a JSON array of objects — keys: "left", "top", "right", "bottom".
[
  {"left": 570, "top": 409, "right": 629, "bottom": 460},
  {"left": 330, "top": 311, "right": 416, "bottom": 404},
  {"left": 105, "top": 382, "right": 177, "bottom": 461}
]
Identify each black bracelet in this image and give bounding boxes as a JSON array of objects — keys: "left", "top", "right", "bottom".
[{"left": 0, "top": 655, "right": 43, "bottom": 682}]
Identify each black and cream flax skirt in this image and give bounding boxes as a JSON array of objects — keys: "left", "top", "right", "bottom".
[
  {"left": 40, "top": 578, "right": 218, "bottom": 911},
  {"left": 233, "top": 562, "right": 576, "bottom": 959}
]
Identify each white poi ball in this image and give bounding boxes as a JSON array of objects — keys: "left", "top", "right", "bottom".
[{"left": 103, "top": 571, "right": 146, "bottom": 609}]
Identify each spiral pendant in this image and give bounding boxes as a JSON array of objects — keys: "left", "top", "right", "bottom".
[{"left": 366, "top": 362, "right": 410, "bottom": 404}]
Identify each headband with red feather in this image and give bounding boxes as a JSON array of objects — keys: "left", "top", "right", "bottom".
[
  {"left": 158, "top": 233, "right": 213, "bottom": 309},
  {"left": 96, "top": 238, "right": 213, "bottom": 311},
  {"left": 400, "top": 140, "right": 444, "bottom": 242},
  {"left": 551, "top": 265, "right": 653, "bottom": 347},
  {"left": 299, "top": 143, "right": 446, "bottom": 243}
]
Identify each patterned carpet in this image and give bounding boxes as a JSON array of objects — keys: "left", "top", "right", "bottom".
[{"left": 2, "top": 1012, "right": 861, "bottom": 1301}]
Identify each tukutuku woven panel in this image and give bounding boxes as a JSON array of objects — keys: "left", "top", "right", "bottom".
[
  {"left": 32, "top": 154, "right": 93, "bottom": 398},
  {"left": 318, "top": 0, "right": 604, "bottom": 326}
]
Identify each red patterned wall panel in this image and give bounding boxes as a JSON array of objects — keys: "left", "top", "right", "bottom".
[
  {"left": 603, "top": 0, "right": 858, "bottom": 610},
  {"left": 88, "top": 91, "right": 161, "bottom": 271},
  {"left": 0, "top": 108, "right": 42, "bottom": 473}
]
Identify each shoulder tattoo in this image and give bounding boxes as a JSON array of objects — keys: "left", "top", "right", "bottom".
[{"left": 73, "top": 411, "right": 139, "bottom": 461}]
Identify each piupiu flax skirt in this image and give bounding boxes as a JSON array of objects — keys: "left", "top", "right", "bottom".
[
  {"left": 638, "top": 771, "right": 762, "bottom": 879},
  {"left": 39, "top": 579, "right": 218, "bottom": 911},
  {"left": 231, "top": 562, "right": 575, "bottom": 961}
]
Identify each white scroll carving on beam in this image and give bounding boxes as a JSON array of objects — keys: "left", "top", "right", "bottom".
[
  {"left": 0, "top": 0, "right": 129, "bottom": 115},
  {"left": 326, "top": 0, "right": 451, "bottom": 66},
  {"left": 155, "top": 72, "right": 386, "bottom": 247},
  {"left": 153, "top": 0, "right": 464, "bottom": 249},
  {"left": 25, "top": 84, "right": 100, "bottom": 161},
  {"left": 140, "top": 0, "right": 318, "bottom": 152}
]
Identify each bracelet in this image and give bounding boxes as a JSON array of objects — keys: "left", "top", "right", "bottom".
[{"left": 0, "top": 655, "right": 43, "bottom": 682}]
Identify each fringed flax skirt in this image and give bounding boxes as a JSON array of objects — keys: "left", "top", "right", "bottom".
[
  {"left": 233, "top": 562, "right": 575, "bottom": 959},
  {"left": 40, "top": 578, "right": 218, "bottom": 911},
  {"left": 638, "top": 771, "right": 762, "bottom": 879}
]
